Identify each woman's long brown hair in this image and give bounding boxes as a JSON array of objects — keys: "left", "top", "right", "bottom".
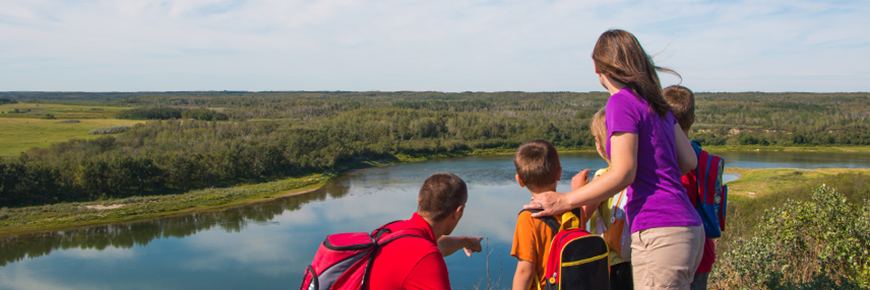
[{"left": 592, "top": 29, "right": 680, "bottom": 119}]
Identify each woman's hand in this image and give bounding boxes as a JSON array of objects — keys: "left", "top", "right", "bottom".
[{"left": 524, "top": 191, "right": 570, "bottom": 218}]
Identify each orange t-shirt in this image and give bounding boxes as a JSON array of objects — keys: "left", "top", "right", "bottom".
[{"left": 511, "top": 210, "right": 560, "bottom": 290}]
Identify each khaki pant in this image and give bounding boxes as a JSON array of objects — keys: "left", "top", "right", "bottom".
[{"left": 630, "top": 226, "right": 705, "bottom": 290}]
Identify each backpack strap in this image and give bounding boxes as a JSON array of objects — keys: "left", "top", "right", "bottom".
[
  {"left": 520, "top": 209, "right": 560, "bottom": 234},
  {"left": 372, "top": 220, "right": 403, "bottom": 239},
  {"left": 519, "top": 208, "right": 584, "bottom": 235},
  {"left": 691, "top": 140, "right": 703, "bottom": 157},
  {"left": 362, "top": 221, "right": 428, "bottom": 289},
  {"left": 558, "top": 209, "right": 584, "bottom": 231},
  {"left": 372, "top": 220, "right": 429, "bottom": 244}
]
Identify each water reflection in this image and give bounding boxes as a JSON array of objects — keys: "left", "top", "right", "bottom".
[
  {"left": 2, "top": 151, "right": 868, "bottom": 290},
  {"left": 0, "top": 188, "right": 338, "bottom": 267}
]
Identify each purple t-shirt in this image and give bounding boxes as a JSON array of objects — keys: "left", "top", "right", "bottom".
[{"left": 605, "top": 88, "right": 701, "bottom": 233}]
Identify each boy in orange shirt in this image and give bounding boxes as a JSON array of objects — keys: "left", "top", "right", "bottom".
[{"left": 511, "top": 139, "right": 571, "bottom": 290}]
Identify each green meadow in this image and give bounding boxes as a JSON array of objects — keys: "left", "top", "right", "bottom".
[
  {"left": 0, "top": 102, "right": 124, "bottom": 119},
  {"left": 0, "top": 103, "right": 142, "bottom": 157}
]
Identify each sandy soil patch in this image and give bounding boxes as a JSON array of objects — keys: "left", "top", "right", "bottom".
[{"left": 85, "top": 204, "right": 126, "bottom": 210}]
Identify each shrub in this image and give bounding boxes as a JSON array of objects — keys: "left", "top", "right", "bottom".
[
  {"left": 712, "top": 185, "right": 870, "bottom": 289},
  {"left": 88, "top": 126, "right": 132, "bottom": 135}
]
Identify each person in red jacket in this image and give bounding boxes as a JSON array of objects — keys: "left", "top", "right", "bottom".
[
  {"left": 367, "top": 172, "right": 483, "bottom": 290},
  {"left": 663, "top": 85, "right": 716, "bottom": 289}
]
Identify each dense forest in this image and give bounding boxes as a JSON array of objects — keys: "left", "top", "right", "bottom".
[
  {"left": 0, "top": 91, "right": 868, "bottom": 207},
  {"left": 0, "top": 97, "right": 16, "bottom": 105}
]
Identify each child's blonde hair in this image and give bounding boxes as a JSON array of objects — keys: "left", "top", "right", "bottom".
[{"left": 590, "top": 107, "right": 610, "bottom": 165}]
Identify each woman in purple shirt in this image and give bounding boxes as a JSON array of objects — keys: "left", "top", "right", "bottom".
[{"left": 527, "top": 29, "right": 704, "bottom": 289}]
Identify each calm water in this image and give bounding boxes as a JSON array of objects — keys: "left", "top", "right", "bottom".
[{"left": 2, "top": 151, "right": 869, "bottom": 290}]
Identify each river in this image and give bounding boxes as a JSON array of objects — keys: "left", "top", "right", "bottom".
[{"left": 1, "top": 151, "right": 869, "bottom": 290}]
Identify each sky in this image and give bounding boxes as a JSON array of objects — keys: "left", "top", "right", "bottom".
[{"left": 0, "top": 0, "right": 868, "bottom": 93}]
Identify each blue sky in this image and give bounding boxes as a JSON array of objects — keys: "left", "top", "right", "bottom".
[{"left": 0, "top": 0, "right": 867, "bottom": 92}]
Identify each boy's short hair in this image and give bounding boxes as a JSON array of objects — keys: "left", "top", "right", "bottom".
[
  {"left": 662, "top": 85, "right": 695, "bottom": 131},
  {"left": 514, "top": 139, "right": 561, "bottom": 189},
  {"left": 418, "top": 172, "right": 468, "bottom": 221}
]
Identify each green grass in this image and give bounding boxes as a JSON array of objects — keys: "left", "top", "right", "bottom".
[
  {"left": 0, "top": 102, "right": 126, "bottom": 119},
  {"left": 725, "top": 168, "right": 870, "bottom": 197},
  {"left": 704, "top": 145, "right": 870, "bottom": 153},
  {"left": 0, "top": 117, "right": 142, "bottom": 157},
  {"left": 0, "top": 102, "right": 142, "bottom": 157}
]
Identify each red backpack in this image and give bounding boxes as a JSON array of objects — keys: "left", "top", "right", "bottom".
[
  {"left": 300, "top": 221, "right": 425, "bottom": 290},
  {"left": 522, "top": 209, "right": 610, "bottom": 290},
  {"left": 691, "top": 141, "right": 728, "bottom": 238}
]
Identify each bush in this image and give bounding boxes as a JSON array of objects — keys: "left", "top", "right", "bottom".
[
  {"left": 88, "top": 126, "right": 132, "bottom": 135},
  {"left": 712, "top": 185, "right": 870, "bottom": 289}
]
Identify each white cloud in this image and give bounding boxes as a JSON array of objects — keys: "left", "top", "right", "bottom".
[
  {"left": 52, "top": 246, "right": 136, "bottom": 260},
  {"left": 0, "top": 261, "right": 107, "bottom": 290},
  {"left": 0, "top": 0, "right": 867, "bottom": 92}
]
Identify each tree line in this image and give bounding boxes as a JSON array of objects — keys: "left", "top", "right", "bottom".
[
  {"left": 0, "top": 106, "right": 595, "bottom": 207},
  {"left": 0, "top": 91, "right": 868, "bottom": 207},
  {"left": 0, "top": 97, "right": 16, "bottom": 105},
  {"left": 116, "top": 107, "right": 228, "bottom": 121}
]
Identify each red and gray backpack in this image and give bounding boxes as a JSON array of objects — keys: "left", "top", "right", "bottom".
[
  {"left": 691, "top": 141, "right": 728, "bottom": 238},
  {"left": 299, "top": 221, "right": 425, "bottom": 290}
]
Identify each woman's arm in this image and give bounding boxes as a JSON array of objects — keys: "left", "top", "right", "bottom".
[
  {"left": 674, "top": 123, "right": 698, "bottom": 175},
  {"left": 527, "top": 132, "right": 637, "bottom": 217}
]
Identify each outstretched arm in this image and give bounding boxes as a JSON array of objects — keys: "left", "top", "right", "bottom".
[
  {"left": 437, "top": 236, "right": 483, "bottom": 257},
  {"left": 525, "top": 132, "right": 637, "bottom": 217}
]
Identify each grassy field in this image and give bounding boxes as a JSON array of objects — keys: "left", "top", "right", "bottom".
[
  {"left": 706, "top": 145, "right": 870, "bottom": 153},
  {"left": 0, "top": 103, "right": 141, "bottom": 157},
  {"left": 724, "top": 167, "right": 870, "bottom": 197},
  {"left": 0, "top": 117, "right": 143, "bottom": 157},
  {"left": 0, "top": 102, "right": 126, "bottom": 119}
]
